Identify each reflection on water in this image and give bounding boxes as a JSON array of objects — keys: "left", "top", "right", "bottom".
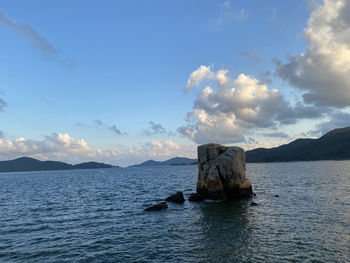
[
  {"left": 198, "top": 201, "right": 252, "bottom": 262},
  {"left": 0, "top": 161, "right": 349, "bottom": 262}
]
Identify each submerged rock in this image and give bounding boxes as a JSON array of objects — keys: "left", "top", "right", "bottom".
[
  {"left": 250, "top": 202, "right": 258, "bottom": 206},
  {"left": 188, "top": 193, "right": 205, "bottom": 202},
  {"left": 144, "top": 202, "right": 168, "bottom": 212},
  {"left": 165, "top": 192, "right": 185, "bottom": 203},
  {"left": 196, "top": 143, "right": 253, "bottom": 200}
]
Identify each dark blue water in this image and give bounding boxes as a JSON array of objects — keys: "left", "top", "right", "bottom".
[{"left": 0, "top": 161, "right": 349, "bottom": 263}]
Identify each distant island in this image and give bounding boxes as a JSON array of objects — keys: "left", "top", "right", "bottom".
[
  {"left": 0, "top": 157, "right": 115, "bottom": 173},
  {"left": 132, "top": 157, "right": 197, "bottom": 167},
  {"left": 246, "top": 126, "right": 350, "bottom": 162}
]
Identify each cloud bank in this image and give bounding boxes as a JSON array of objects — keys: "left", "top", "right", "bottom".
[
  {"left": 276, "top": 0, "right": 350, "bottom": 107},
  {"left": 0, "top": 133, "right": 101, "bottom": 163},
  {"left": 0, "top": 133, "right": 195, "bottom": 167},
  {"left": 179, "top": 65, "right": 324, "bottom": 144},
  {"left": 181, "top": 1, "right": 350, "bottom": 145}
]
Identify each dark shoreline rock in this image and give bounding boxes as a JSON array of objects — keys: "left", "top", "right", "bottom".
[
  {"left": 188, "top": 193, "right": 205, "bottom": 202},
  {"left": 165, "top": 191, "right": 185, "bottom": 204},
  {"left": 144, "top": 202, "right": 168, "bottom": 212}
]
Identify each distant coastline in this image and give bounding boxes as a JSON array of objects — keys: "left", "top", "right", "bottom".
[
  {"left": 2, "top": 127, "right": 350, "bottom": 173},
  {"left": 131, "top": 157, "right": 197, "bottom": 167},
  {"left": 0, "top": 157, "right": 115, "bottom": 173}
]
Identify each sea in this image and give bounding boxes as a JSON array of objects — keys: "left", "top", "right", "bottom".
[{"left": 0, "top": 161, "right": 349, "bottom": 263}]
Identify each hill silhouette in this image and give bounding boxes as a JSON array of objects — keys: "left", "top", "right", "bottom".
[
  {"left": 133, "top": 157, "right": 197, "bottom": 167},
  {"left": 0, "top": 157, "right": 114, "bottom": 173},
  {"left": 246, "top": 127, "right": 350, "bottom": 162}
]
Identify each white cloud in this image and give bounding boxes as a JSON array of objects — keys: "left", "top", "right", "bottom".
[
  {"left": 276, "top": 0, "right": 350, "bottom": 107},
  {"left": 185, "top": 65, "right": 215, "bottom": 92},
  {"left": 185, "top": 65, "right": 232, "bottom": 92},
  {"left": 179, "top": 66, "right": 324, "bottom": 144},
  {"left": 181, "top": 0, "right": 346, "bottom": 146}
]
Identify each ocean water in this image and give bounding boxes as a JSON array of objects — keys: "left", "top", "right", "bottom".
[{"left": 0, "top": 161, "right": 349, "bottom": 263}]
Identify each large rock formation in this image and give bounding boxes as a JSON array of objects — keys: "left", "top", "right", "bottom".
[{"left": 196, "top": 144, "right": 253, "bottom": 200}]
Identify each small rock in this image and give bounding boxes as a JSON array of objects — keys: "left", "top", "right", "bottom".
[
  {"left": 253, "top": 193, "right": 256, "bottom": 197},
  {"left": 144, "top": 202, "right": 168, "bottom": 212},
  {"left": 188, "top": 193, "right": 205, "bottom": 202},
  {"left": 274, "top": 194, "right": 280, "bottom": 197},
  {"left": 250, "top": 201, "right": 258, "bottom": 206},
  {"left": 165, "top": 191, "right": 185, "bottom": 204}
]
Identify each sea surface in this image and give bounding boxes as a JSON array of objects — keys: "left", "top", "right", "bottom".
[{"left": 0, "top": 161, "right": 350, "bottom": 263}]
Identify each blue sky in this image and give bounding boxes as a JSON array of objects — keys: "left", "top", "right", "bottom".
[{"left": 1, "top": 0, "right": 350, "bottom": 166}]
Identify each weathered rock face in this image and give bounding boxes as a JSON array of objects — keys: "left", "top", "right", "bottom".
[{"left": 196, "top": 143, "right": 253, "bottom": 200}]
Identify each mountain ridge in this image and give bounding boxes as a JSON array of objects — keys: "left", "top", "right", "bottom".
[
  {"left": 246, "top": 126, "right": 350, "bottom": 162},
  {"left": 0, "top": 157, "right": 115, "bottom": 173},
  {"left": 132, "top": 157, "right": 197, "bottom": 167}
]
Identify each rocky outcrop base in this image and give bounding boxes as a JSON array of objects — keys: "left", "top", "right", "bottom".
[
  {"left": 165, "top": 192, "right": 185, "bottom": 203},
  {"left": 188, "top": 193, "right": 205, "bottom": 202},
  {"left": 144, "top": 202, "right": 168, "bottom": 212}
]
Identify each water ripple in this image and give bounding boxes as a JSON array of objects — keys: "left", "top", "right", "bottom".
[{"left": 0, "top": 162, "right": 349, "bottom": 262}]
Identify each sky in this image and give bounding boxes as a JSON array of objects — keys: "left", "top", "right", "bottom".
[{"left": 1, "top": 0, "right": 350, "bottom": 166}]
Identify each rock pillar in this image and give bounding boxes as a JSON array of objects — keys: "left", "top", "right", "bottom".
[{"left": 196, "top": 144, "right": 253, "bottom": 200}]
